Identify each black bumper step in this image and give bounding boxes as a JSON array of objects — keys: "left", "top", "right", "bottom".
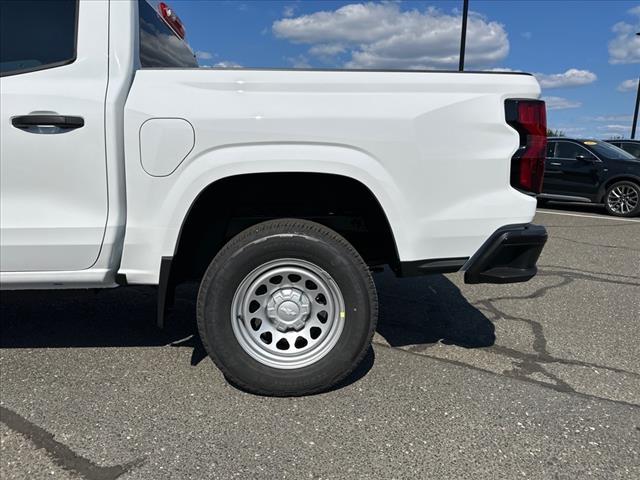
[{"left": 464, "top": 224, "right": 547, "bottom": 284}]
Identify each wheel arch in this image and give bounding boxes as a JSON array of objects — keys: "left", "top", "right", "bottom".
[
  {"left": 153, "top": 147, "right": 405, "bottom": 327},
  {"left": 171, "top": 171, "right": 402, "bottom": 275}
]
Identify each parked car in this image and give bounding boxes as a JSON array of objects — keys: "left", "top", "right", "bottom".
[
  {"left": 539, "top": 138, "right": 640, "bottom": 217},
  {"left": 605, "top": 139, "right": 640, "bottom": 158},
  {"left": 0, "top": 0, "right": 549, "bottom": 396}
]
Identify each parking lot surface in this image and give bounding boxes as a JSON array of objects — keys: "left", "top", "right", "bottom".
[{"left": 1, "top": 207, "right": 639, "bottom": 479}]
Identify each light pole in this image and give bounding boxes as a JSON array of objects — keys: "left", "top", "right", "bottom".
[
  {"left": 632, "top": 32, "right": 640, "bottom": 139},
  {"left": 458, "top": 0, "right": 469, "bottom": 71}
]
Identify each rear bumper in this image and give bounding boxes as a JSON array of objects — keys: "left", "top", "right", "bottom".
[{"left": 463, "top": 223, "right": 547, "bottom": 284}]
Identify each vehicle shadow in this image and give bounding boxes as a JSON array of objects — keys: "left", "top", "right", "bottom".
[
  {"left": 0, "top": 270, "right": 494, "bottom": 391},
  {"left": 374, "top": 269, "right": 495, "bottom": 349},
  {"left": 0, "top": 286, "right": 193, "bottom": 349},
  {"left": 0, "top": 283, "right": 376, "bottom": 392}
]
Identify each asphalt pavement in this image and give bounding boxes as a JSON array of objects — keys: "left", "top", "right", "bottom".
[{"left": 1, "top": 206, "right": 639, "bottom": 479}]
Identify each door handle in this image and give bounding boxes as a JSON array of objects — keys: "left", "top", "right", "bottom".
[
  {"left": 549, "top": 162, "right": 561, "bottom": 166},
  {"left": 11, "top": 115, "right": 84, "bottom": 131}
]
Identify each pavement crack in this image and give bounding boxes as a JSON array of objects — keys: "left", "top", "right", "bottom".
[
  {"left": 372, "top": 341, "right": 640, "bottom": 410},
  {"left": 538, "top": 265, "right": 640, "bottom": 280},
  {"left": 380, "top": 264, "right": 639, "bottom": 404},
  {"left": 537, "top": 269, "right": 640, "bottom": 287},
  {"left": 503, "top": 359, "right": 576, "bottom": 394},
  {"left": 489, "top": 343, "right": 640, "bottom": 380},
  {"left": 466, "top": 268, "right": 640, "bottom": 401},
  {"left": 478, "top": 274, "right": 573, "bottom": 304},
  {"left": 476, "top": 299, "right": 568, "bottom": 389},
  {"left": 0, "top": 406, "right": 145, "bottom": 480},
  {"left": 481, "top": 269, "right": 640, "bottom": 306},
  {"left": 552, "top": 236, "right": 640, "bottom": 253},
  {"left": 478, "top": 292, "right": 640, "bottom": 378},
  {"left": 543, "top": 222, "right": 639, "bottom": 228}
]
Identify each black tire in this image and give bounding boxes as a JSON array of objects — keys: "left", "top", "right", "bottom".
[
  {"left": 603, "top": 181, "right": 640, "bottom": 217},
  {"left": 537, "top": 197, "right": 549, "bottom": 208},
  {"left": 196, "top": 219, "right": 377, "bottom": 396}
]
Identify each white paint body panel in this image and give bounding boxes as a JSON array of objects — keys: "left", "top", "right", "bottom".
[
  {"left": 0, "top": 0, "right": 134, "bottom": 288},
  {"left": 0, "top": 1, "right": 110, "bottom": 272},
  {"left": 120, "top": 69, "right": 539, "bottom": 283},
  {"left": 0, "top": 0, "right": 541, "bottom": 289}
]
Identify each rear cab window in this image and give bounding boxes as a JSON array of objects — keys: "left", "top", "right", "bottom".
[
  {"left": 139, "top": 0, "right": 198, "bottom": 68},
  {"left": 0, "top": 0, "right": 78, "bottom": 76}
]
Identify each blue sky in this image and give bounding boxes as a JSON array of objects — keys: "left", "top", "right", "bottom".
[{"left": 170, "top": 0, "right": 639, "bottom": 139}]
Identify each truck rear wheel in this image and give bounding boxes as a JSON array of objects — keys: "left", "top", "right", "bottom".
[{"left": 196, "top": 219, "right": 377, "bottom": 396}]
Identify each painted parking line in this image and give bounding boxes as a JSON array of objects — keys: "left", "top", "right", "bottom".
[{"left": 536, "top": 209, "right": 640, "bottom": 223}]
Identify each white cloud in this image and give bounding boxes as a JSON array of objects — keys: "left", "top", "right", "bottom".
[
  {"left": 286, "top": 55, "right": 311, "bottom": 68},
  {"left": 195, "top": 50, "right": 213, "bottom": 60},
  {"left": 485, "top": 67, "right": 597, "bottom": 90},
  {"left": 309, "top": 44, "right": 347, "bottom": 58},
  {"left": 283, "top": 5, "right": 297, "bottom": 18},
  {"left": 543, "top": 96, "right": 582, "bottom": 110},
  {"left": 549, "top": 126, "right": 585, "bottom": 134},
  {"left": 272, "top": 3, "right": 509, "bottom": 69},
  {"left": 207, "top": 61, "right": 242, "bottom": 68},
  {"left": 600, "top": 133, "right": 625, "bottom": 140},
  {"left": 589, "top": 114, "right": 633, "bottom": 122},
  {"left": 617, "top": 78, "right": 639, "bottom": 92},
  {"left": 597, "top": 124, "right": 630, "bottom": 131},
  {"left": 608, "top": 6, "right": 640, "bottom": 64},
  {"left": 534, "top": 69, "right": 597, "bottom": 89},
  {"left": 484, "top": 67, "right": 521, "bottom": 72}
]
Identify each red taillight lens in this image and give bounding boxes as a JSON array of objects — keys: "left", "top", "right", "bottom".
[
  {"left": 159, "top": 2, "right": 186, "bottom": 39},
  {"left": 505, "top": 100, "right": 547, "bottom": 194}
]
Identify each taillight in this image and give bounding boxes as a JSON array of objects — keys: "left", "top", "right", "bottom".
[
  {"left": 159, "top": 2, "right": 186, "bottom": 39},
  {"left": 505, "top": 99, "right": 547, "bottom": 194}
]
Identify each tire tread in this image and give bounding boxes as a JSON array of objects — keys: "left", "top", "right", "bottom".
[{"left": 196, "top": 218, "right": 378, "bottom": 396}]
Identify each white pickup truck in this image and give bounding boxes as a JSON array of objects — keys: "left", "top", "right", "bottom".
[{"left": 0, "top": 0, "right": 548, "bottom": 396}]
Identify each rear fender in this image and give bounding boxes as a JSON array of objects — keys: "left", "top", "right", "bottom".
[{"left": 120, "top": 142, "right": 407, "bottom": 286}]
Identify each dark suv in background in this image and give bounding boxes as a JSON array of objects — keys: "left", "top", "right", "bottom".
[
  {"left": 606, "top": 139, "right": 640, "bottom": 158},
  {"left": 539, "top": 138, "right": 640, "bottom": 217}
]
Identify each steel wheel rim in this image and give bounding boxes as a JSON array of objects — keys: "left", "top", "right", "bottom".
[
  {"left": 607, "top": 185, "right": 639, "bottom": 214},
  {"left": 231, "top": 258, "right": 345, "bottom": 369}
]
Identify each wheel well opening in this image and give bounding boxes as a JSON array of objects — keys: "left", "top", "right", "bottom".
[{"left": 172, "top": 173, "right": 399, "bottom": 283}]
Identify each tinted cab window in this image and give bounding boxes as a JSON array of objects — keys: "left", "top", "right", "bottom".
[
  {"left": 0, "top": 0, "right": 77, "bottom": 76},
  {"left": 139, "top": 0, "right": 198, "bottom": 68}
]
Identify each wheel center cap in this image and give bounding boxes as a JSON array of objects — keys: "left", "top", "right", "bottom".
[
  {"left": 277, "top": 301, "right": 300, "bottom": 321},
  {"left": 266, "top": 288, "right": 311, "bottom": 332}
]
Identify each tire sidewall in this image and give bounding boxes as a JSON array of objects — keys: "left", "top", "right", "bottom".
[{"left": 197, "top": 224, "right": 375, "bottom": 395}]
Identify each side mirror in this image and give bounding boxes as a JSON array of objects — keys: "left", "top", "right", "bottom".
[{"left": 576, "top": 154, "right": 596, "bottom": 162}]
